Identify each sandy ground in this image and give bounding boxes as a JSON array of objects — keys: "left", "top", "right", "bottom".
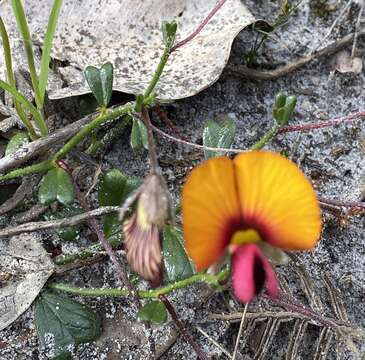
[{"left": 0, "top": 0, "right": 364, "bottom": 359}]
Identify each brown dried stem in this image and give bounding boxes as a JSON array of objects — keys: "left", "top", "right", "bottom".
[
  {"left": 159, "top": 294, "right": 210, "bottom": 360},
  {"left": 318, "top": 197, "right": 365, "bottom": 210},
  {"left": 0, "top": 206, "right": 119, "bottom": 237},
  {"left": 226, "top": 29, "right": 365, "bottom": 80},
  {"left": 69, "top": 169, "right": 156, "bottom": 354},
  {"left": 141, "top": 107, "right": 160, "bottom": 174}
]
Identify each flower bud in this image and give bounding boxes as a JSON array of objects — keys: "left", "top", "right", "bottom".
[{"left": 123, "top": 174, "right": 171, "bottom": 284}]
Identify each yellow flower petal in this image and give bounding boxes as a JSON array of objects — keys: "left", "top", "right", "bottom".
[
  {"left": 182, "top": 157, "right": 241, "bottom": 271},
  {"left": 233, "top": 151, "right": 321, "bottom": 250}
]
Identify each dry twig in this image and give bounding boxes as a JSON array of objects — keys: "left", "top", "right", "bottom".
[
  {"left": 226, "top": 30, "right": 365, "bottom": 80},
  {"left": 0, "top": 206, "right": 119, "bottom": 237}
]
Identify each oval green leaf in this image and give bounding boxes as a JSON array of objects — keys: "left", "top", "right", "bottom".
[
  {"left": 202, "top": 118, "right": 236, "bottom": 159},
  {"left": 103, "top": 214, "right": 122, "bottom": 246},
  {"left": 38, "top": 168, "right": 75, "bottom": 206},
  {"left": 137, "top": 300, "right": 167, "bottom": 325},
  {"left": 163, "top": 226, "right": 195, "bottom": 282},
  {"left": 84, "top": 62, "right": 113, "bottom": 107},
  {"left": 130, "top": 117, "right": 148, "bottom": 151},
  {"left": 98, "top": 169, "right": 127, "bottom": 206},
  {"left": 5, "top": 132, "right": 29, "bottom": 156},
  {"left": 34, "top": 291, "right": 101, "bottom": 359}
]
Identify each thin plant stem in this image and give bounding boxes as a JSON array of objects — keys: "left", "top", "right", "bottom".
[
  {"left": 152, "top": 124, "right": 245, "bottom": 153},
  {"left": 53, "top": 104, "right": 132, "bottom": 161},
  {"left": 159, "top": 294, "right": 209, "bottom": 360},
  {"left": 0, "top": 159, "right": 53, "bottom": 181},
  {"left": 232, "top": 303, "right": 248, "bottom": 360},
  {"left": 11, "top": 0, "right": 42, "bottom": 109},
  {"left": 351, "top": 0, "right": 365, "bottom": 58},
  {"left": 171, "top": 0, "right": 228, "bottom": 52},
  {"left": 0, "top": 79, "right": 47, "bottom": 136},
  {"left": 141, "top": 107, "right": 159, "bottom": 173},
  {"left": 69, "top": 174, "right": 155, "bottom": 355},
  {"left": 0, "top": 206, "right": 119, "bottom": 238},
  {"left": 153, "top": 122, "right": 282, "bottom": 152},
  {"left": 0, "top": 103, "right": 133, "bottom": 181},
  {"left": 54, "top": 242, "right": 112, "bottom": 266},
  {"left": 69, "top": 167, "right": 139, "bottom": 306},
  {"left": 279, "top": 111, "right": 365, "bottom": 133},
  {"left": 141, "top": 0, "right": 229, "bottom": 100},
  {"left": 196, "top": 326, "right": 233, "bottom": 359},
  {"left": 249, "top": 124, "right": 281, "bottom": 150},
  {"left": 48, "top": 268, "right": 230, "bottom": 298},
  {"left": 318, "top": 197, "right": 365, "bottom": 210},
  {"left": 143, "top": 47, "right": 170, "bottom": 99}
]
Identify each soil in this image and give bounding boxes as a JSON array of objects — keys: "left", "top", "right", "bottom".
[{"left": 0, "top": 1, "right": 364, "bottom": 359}]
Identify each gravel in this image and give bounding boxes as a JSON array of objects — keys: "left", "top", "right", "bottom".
[{"left": 0, "top": 0, "right": 364, "bottom": 359}]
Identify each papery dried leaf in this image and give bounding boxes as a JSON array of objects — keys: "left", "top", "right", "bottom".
[
  {"left": 333, "top": 50, "right": 363, "bottom": 74},
  {"left": 0, "top": 233, "right": 55, "bottom": 331},
  {"left": 0, "top": 0, "right": 256, "bottom": 100}
]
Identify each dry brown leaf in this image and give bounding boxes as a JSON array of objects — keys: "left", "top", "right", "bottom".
[
  {"left": 0, "top": 0, "right": 255, "bottom": 100},
  {"left": 0, "top": 233, "right": 54, "bottom": 331},
  {"left": 333, "top": 50, "right": 363, "bottom": 74}
]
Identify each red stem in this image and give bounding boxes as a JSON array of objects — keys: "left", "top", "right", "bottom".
[
  {"left": 159, "top": 295, "right": 209, "bottom": 360},
  {"left": 170, "top": 0, "right": 228, "bottom": 52},
  {"left": 153, "top": 106, "right": 189, "bottom": 141},
  {"left": 59, "top": 160, "right": 155, "bottom": 354},
  {"left": 318, "top": 197, "right": 365, "bottom": 210},
  {"left": 279, "top": 111, "right": 365, "bottom": 133}
]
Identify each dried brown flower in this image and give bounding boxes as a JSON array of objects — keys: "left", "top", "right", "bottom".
[{"left": 123, "top": 174, "right": 171, "bottom": 284}]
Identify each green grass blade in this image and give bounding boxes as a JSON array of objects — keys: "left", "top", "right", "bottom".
[
  {"left": 38, "top": 0, "right": 62, "bottom": 101},
  {"left": 0, "top": 16, "right": 39, "bottom": 140},
  {"left": 0, "top": 17, "right": 16, "bottom": 87},
  {"left": 0, "top": 79, "right": 48, "bottom": 137},
  {"left": 11, "top": 0, "right": 43, "bottom": 108}
]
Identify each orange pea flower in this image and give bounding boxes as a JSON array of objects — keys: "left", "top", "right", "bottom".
[{"left": 182, "top": 151, "right": 321, "bottom": 303}]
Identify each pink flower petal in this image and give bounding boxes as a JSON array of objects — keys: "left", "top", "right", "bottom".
[{"left": 231, "top": 243, "right": 278, "bottom": 303}]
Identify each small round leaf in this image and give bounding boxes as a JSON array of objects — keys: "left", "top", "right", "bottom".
[{"left": 137, "top": 301, "right": 167, "bottom": 324}]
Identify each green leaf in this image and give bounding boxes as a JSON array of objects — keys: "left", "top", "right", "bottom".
[
  {"left": 79, "top": 94, "right": 99, "bottom": 117},
  {"left": 11, "top": 0, "right": 42, "bottom": 108},
  {"left": 274, "top": 91, "right": 286, "bottom": 110},
  {"left": 38, "top": 0, "right": 63, "bottom": 103},
  {"left": 272, "top": 92, "right": 297, "bottom": 125},
  {"left": 130, "top": 117, "right": 148, "bottom": 151},
  {"left": 84, "top": 62, "right": 113, "bottom": 107},
  {"left": 137, "top": 301, "right": 167, "bottom": 324},
  {"left": 163, "top": 226, "right": 195, "bottom": 282},
  {"left": 162, "top": 20, "right": 177, "bottom": 49},
  {"left": 202, "top": 118, "right": 236, "bottom": 159},
  {"left": 5, "top": 132, "right": 29, "bottom": 156},
  {"left": 124, "top": 176, "right": 143, "bottom": 197},
  {"left": 282, "top": 95, "right": 297, "bottom": 124},
  {"left": 34, "top": 291, "right": 101, "bottom": 359},
  {"left": 98, "top": 169, "right": 127, "bottom": 206},
  {"left": 103, "top": 214, "right": 122, "bottom": 246},
  {"left": 45, "top": 206, "right": 82, "bottom": 241},
  {"left": 38, "top": 168, "right": 75, "bottom": 206}
]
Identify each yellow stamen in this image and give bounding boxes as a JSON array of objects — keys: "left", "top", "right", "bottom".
[
  {"left": 137, "top": 203, "right": 151, "bottom": 230},
  {"left": 231, "top": 229, "right": 262, "bottom": 245}
]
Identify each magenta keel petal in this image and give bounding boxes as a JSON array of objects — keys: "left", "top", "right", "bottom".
[{"left": 231, "top": 244, "right": 279, "bottom": 303}]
